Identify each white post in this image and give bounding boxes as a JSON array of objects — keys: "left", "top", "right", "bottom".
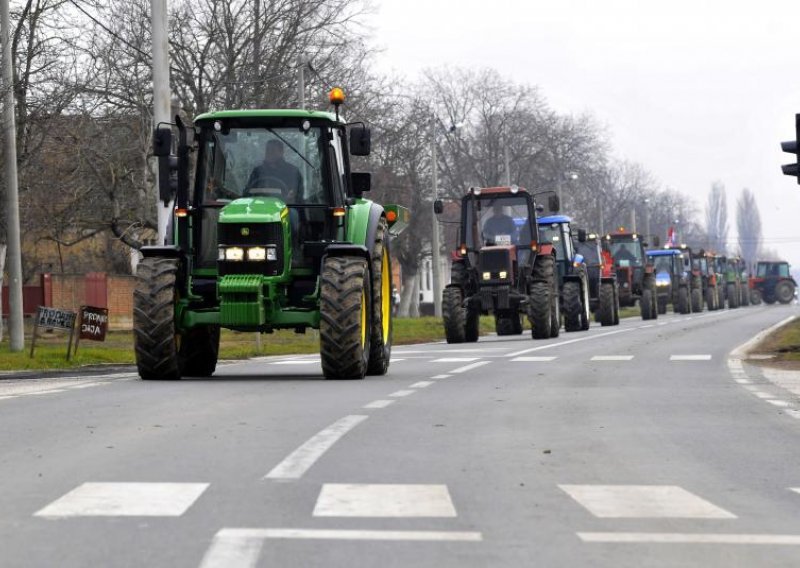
[
  {"left": 431, "top": 114, "right": 442, "bottom": 318},
  {"left": 1, "top": 0, "right": 24, "bottom": 351},
  {"left": 504, "top": 144, "right": 511, "bottom": 186},
  {"left": 152, "top": 0, "right": 172, "bottom": 244},
  {"left": 297, "top": 57, "right": 305, "bottom": 109}
]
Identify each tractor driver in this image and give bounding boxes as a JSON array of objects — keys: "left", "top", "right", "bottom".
[
  {"left": 482, "top": 202, "right": 518, "bottom": 245},
  {"left": 246, "top": 139, "right": 303, "bottom": 202}
]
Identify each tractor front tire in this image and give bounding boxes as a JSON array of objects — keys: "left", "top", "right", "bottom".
[
  {"left": 443, "top": 287, "right": 466, "bottom": 344},
  {"left": 691, "top": 287, "right": 703, "bottom": 313},
  {"left": 598, "top": 282, "right": 616, "bottom": 326},
  {"left": 465, "top": 307, "right": 481, "bottom": 343},
  {"left": 134, "top": 257, "right": 183, "bottom": 380},
  {"left": 727, "top": 283, "right": 739, "bottom": 309},
  {"left": 706, "top": 286, "right": 717, "bottom": 311},
  {"left": 776, "top": 281, "right": 795, "bottom": 304},
  {"left": 181, "top": 326, "right": 220, "bottom": 377},
  {"left": 563, "top": 281, "right": 583, "bottom": 332},
  {"left": 367, "top": 218, "right": 392, "bottom": 376},
  {"left": 496, "top": 314, "right": 523, "bottom": 336},
  {"left": 750, "top": 289, "right": 762, "bottom": 305},
  {"left": 320, "top": 255, "right": 372, "bottom": 380},
  {"left": 677, "top": 286, "right": 690, "bottom": 314},
  {"left": 641, "top": 288, "right": 654, "bottom": 320}
]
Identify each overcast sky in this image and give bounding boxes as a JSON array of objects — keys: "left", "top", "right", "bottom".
[{"left": 369, "top": 0, "right": 800, "bottom": 262}]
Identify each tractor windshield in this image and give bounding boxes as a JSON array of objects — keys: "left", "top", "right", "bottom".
[
  {"left": 197, "top": 127, "right": 326, "bottom": 206},
  {"left": 651, "top": 255, "right": 676, "bottom": 275},
  {"left": 464, "top": 195, "right": 533, "bottom": 249},
  {"left": 608, "top": 238, "right": 644, "bottom": 267}
]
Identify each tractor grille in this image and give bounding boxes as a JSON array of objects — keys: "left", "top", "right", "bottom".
[
  {"left": 479, "top": 249, "right": 512, "bottom": 273},
  {"left": 218, "top": 222, "right": 284, "bottom": 277}
]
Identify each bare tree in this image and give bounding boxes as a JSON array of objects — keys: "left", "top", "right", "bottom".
[
  {"left": 705, "top": 181, "right": 728, "bottom": 253},
  {"left": 737, "top": 188, "right": 761, "bottom": 272}
]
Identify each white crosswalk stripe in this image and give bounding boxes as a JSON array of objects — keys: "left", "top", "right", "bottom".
[{"left": 312, "top": 484, "right": 457, "bottom": 517}]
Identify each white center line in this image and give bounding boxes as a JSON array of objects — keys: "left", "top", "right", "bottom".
[
  {"left": 577, "top": 532, "right": 800, "bottom": 545},
  {"left": 264, "top": 415, "right": 368, "bottom": 481},
  {"left": 507, "top": 327, "right": 634, "bottom": 358},
  {"left": 409, "top": 381, "right": 434, "bottom": 389},
  {"left": 591, "top": 355, "right": 634, "bottom": 361},
  {"left": 449, "top": 361, "right": 491, "bottom": 374},
  {"left": 670, "top": 355, "right": 712, "bottom": 361},
  {"left": 430, "top": 374, "right": 452, "bottom": 379},
  {"left": 432, "top": 357, "right": 479, "bottom": 363},
  {"left": 363, "top": 400, "right": 395, "bottom": 409},
  {"left": 511, "top": 356, "right": 557, "bottom": 362},
  {"left": 768, "top": 400, "right": 790, "bottom": 407},
  {"left": 389, "top": 390, "right": 415, "bottom": 397}
]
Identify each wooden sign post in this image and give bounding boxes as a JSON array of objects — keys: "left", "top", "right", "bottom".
[
  {"left": 30, "top": 306, "right": 77, "bottom": 360},
  {"left": 72, "top": 306, "right": 109, "bottom": 356}
]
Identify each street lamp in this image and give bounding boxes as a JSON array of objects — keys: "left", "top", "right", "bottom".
[{"left": 556, "top": 171, "right": 578, "bottom": 211}]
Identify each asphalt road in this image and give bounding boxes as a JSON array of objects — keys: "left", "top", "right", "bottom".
[{"left": 2, "top": 305, "right": 800, "bottom": 567}]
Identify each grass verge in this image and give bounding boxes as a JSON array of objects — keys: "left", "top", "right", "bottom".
[{"left": 749, "top": 316, "right": 800, "bottom": 364}]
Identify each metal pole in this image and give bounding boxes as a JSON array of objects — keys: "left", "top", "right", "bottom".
[
  {"left": 598, "top": 199, "right": 604, "bottom": 235},
  {"left": 556, "top": 175, "right": 563, "bottom": 211},
  {"left": 504, "top": 144, "right": 511, "bottom": 186},
  {"left": 152, "top": 0, "right": 172, "bottom": 245},
  {"left": 645, "top": 206, "right": 651, "bottom": 243},
  {"left": 1, "top": 0, "right": 24, "bottom": 351},
  {"left": 431, "top": 114, "right": 442, "bottom": 318},
  {"left": 630, "top": 209, "right": 637, "bottom": 233},
  {"left": 297, "top": 57, "right": 305, "bottom": 109}
]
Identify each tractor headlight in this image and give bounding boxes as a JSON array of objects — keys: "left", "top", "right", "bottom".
[
  {"left": 225, "top": 247, "right": 245, "bottom": 261},
  {"left": 482, "top": 272, "right": 491, "bottom": 280},
  {"left": 247, "top": 247, "right": 267, "bottom": 261},
  {"left": 499, "top": 271, "right": 508, "bottom": 280}
]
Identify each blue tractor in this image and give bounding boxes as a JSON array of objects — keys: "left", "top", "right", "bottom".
[
  {"left": 646, "top": 248, "right": 693, "bottom": 314},
  {"left": 537, "top": 215, "right": 591, "bottom": 332}
]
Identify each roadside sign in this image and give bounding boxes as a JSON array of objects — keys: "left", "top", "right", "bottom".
[
  {"left": 30, "top": 306, "right": 77, "bottom": 360},
  {"left": 72, "top": 306, "right": 109, "bottom": 356}
]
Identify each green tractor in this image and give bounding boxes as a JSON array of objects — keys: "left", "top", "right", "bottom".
[{"left": 134, "top": 90, "right": 408, "bottom": 380}]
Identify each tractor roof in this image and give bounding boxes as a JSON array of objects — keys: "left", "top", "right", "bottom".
[
  {"left": 194, "top": 109, "right": 340, "bottom": 123},
  {"left": 647, "top": 249, "right": 682, "bottom": 257},
  {"left": 537, "top": 215, "right": 572, "bottom": 224},
  {"left": 466, "top": 186, "right": 530, "bottom": 196}
]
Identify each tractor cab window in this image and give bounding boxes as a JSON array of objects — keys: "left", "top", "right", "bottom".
[
  {"left": 198, "top": 127, "right": 326, "bottom": 206},
  {"left": 538, "top": 223, "right": 574, "bottom": 261},
  {"left": 576, "top": 241, "right": 601, "bottom": 266},
  {"left": 652, "top": 255, "right": 674, "bottom": 274},
  {"left": 464, "top": 195, "right": 533, "bottom": 248},
  {"left": 609, "top": 239, "right": 643, "bottom": 267}
]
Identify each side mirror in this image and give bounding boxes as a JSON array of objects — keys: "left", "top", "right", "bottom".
[
  {"left": 577, "top": 229, "right": 587, "bottom": 243},
  {"left": 351, "top": 172, "right": 371, "bottom": 197},
  {"left": 153, "top": 127, "right": 172, "bottom": 157},
  {"left": 548, "top": 195, "right": 560, "bottom": 213},
  {"left": 349, "top": 125, "right": 371, "bottom": 156},
  {"left": 433, "top": 199, "right": 444, "bottom": 215},
  {"left": 652, "top": 236, "right": 661, "bottom": 247},
  {"left": 535, "top": 204, "right": 545, "bottom": 213}
]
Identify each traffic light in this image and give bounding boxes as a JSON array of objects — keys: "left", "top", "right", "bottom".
[{"left": 781, "top": 113, "right": 800, "bottom": 183}]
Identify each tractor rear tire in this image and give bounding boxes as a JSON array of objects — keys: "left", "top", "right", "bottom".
[
  {"left": 181, "top": 326, "right": 220, "bottom": 377},
  {"left": 563, "top": 281, "right": 583, "bottom": 332},
  {"left": 530, "top": 255, "right": 554, "bottom": 339},
  {"left": 706, "top": 287, "right": 717, "bottom": 311},
  {"left": 450, "top": 261, "right": 467, "bottom": 288},
  {"left": 598, "top": 282, "right": 616, "bottom": 326},
  {"left": 750, "top": 289, "right": 762, "bottom": 305},
  {"left": 367, "top": 218, "right": 392, "bottom": 376},
  {"left": 727, "top": 283, "right": 739, "bottom": 309},
  {"left": 320, "top": 255, "right": 372, "bottom": 380},
  {"left": 657, "top": 298, "right": 667, "bottom": 315},
  {"left": 550, "top": 283, "right": 561, "bottom": 337},
  {"left": 678, "top": 286, "right": 690, "bottom": 314},
  {"left": 496, "top": 314, "right": 523, "bottom": 336},
  {"left": 776, "top": 281, "right": 795, "bottom": 304},
  {"left": 612, "top": 286, "right": 620, "bottom": 324},
  {"left": 641, "top": 288, "right": 654, "bottom": 320},
  {"left": 134, "top": 257, "right": 183, "bottom": 380},
  {"left": 717, "top": 284, "right": 725, "bottom": 310},
  {"left": 691, "top": 287, "right": 703, "bottom": 313},
  {"left": 443, "top": 287, "right": 466, "bottom": 344},
  {"left": 741, "top": 285, "right": 750, "bottom": 306}
]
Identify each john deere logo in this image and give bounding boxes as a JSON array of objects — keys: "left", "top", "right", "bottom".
[{"left": 240, "top": 227, "right": 250, "bottom": 236}]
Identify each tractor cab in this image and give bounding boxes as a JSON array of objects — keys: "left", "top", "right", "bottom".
[
  {"left": 536, "top": 215, "right": 578, "bottom": 281},
  {"left": 646, "top": 248, "right": 688, "bottom": 314}
]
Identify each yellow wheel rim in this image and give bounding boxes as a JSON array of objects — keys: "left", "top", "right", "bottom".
[
  {"left": 381, "top": 247, "right": 391, "bottom": 341},
  {"left": 360, "top": 287, "right": 367, "bottom": 348}
]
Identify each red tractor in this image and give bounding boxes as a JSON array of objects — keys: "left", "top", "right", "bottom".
[
  {"left": 605, "top": 228, "right": 658, "bottom": 320},
  {"left": 749, "top": 261, "right": 797, "bottom": 304}
]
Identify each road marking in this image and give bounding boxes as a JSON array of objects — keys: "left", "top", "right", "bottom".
[
  {"left": 590, "top": 355, "right": 634, "bottom": 361},
  {"left": 559, "top": 485, "right": 736, "bottom": 519},
  {"left": 768, "top": 400, "right": 790, "bottom": 407},
  {"left": 313, "top": 484, "right": 457, "bottom": 518},
  {"left": 670, "top": 355, "right": 712, "bottom": 361},
  {"left": 734, "top": 379, "right": 752, "bottom": 384},
  {"left": 389, "top": 390, "right": 415, "bottom": 397},
  {"left": 511, "top": 356, "right": 557, "bottom": 362},
  {"left": 363, "top": 400, "right": 395, "bottom": 409},
  {"left": 450, "top": 361, "right": 491, "bottom": 374},
  {"left": 430, "top": 374, "right": 452, "bottom": 379},
  {"left": 729, "top": 314, "right": 799, "bottom": 359},
  {"left": 577, "top": 532, "right": 800, "bottom": 545},
  {"left": 34, "top": 482, "right": 208, "bottom": 518},
  {"left": 200, "top": 528, "right": 483, "bottom": 566},
  {"left": 264, "top": 415, "right": 368, "bottom": 481},
  {"left": 507, "top": 327, "right": 634, "bottom": 358},
  {"left": 432, "top": 357, "right": 479, "bottom": 363},
  {"left": 754, "top": 392, "right": 772, "bottom": 399},
  {"left": 410, "top": 381, "right": 434, "bottom": 389},
  {"left": 641, "top": 324, "right": 655, "bottom": 328},
  {"left": 390, "top": 358, "right": 406, "bottom": 363}
]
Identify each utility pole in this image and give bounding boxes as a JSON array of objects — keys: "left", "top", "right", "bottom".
[
  {"left": 430, "top": 114, "right": 442, "bottom": 318},
  {"left": 1, "top": 0, "right": 24, "bottom": 351},
  {"left": 630, "top": 209, "right": 637, "bottom": 233},
  {"left": 297, "top": 57, "right": 306, "bottom": 109},
  {"left": 644, "top": 198, "right": 651, "bottom": 242},
  {"left": 152, "top": 0, "right": 172, "bottom": 245}
]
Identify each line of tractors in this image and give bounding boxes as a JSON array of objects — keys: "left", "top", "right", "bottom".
[{"left": 436, "top": 185, "right": 797, "bottom": 343}]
